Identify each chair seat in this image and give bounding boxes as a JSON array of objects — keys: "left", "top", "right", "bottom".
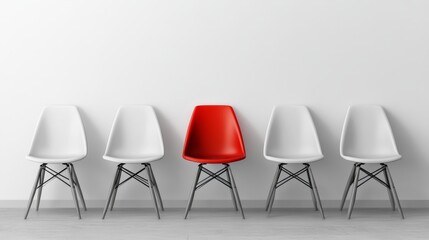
[
  {"left": 103, "top": 154, "right": 163, "bottom": 163},
  {"left": 265, "top": 154, "right": 323, "bottom": 163},
  {"left": 26, "top": 154, "right": 86, "bottom": 164},
  {"left": 183, "top": 154, "right": 245, "bottom": 164},
  {"left": 341, "top": 154, "right": 402, "bottom": 163}
]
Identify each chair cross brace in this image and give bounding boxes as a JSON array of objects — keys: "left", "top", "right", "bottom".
[
  {"left": 357, "top": 164, "right": 389, "bottom": 188},
  {"left": 196, "top": 164, "right": 231, "bottom": 190},
  {"left": 116, "top": 164, "right": 149, "bottom": 188},
  {"left": 276, "top": 164, "right": 311, "bottom": 189},
  {"left": 37, "top": 165, "right": 71, "bottom": 188}
]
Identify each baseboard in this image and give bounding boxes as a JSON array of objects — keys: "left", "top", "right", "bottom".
[{"left": 1, "top": 200, "right": 429, "bottom": 209}]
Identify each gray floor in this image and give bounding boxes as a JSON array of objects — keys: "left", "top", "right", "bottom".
[{"left": 1, "top": 208, "right": 427, "bottom": 240}]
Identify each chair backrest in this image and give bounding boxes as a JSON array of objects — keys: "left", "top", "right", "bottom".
[
  {"left": 264, "top": 105, "right": 322, "bottom": 158},
  {"left": 104, "top": 105, "right": 164, "bottom": 158},
  {"left": 28, "top": 105, "right": 87, "bottom": 158},
  {"left": 340, "top": 105, "right": 399, "bottom": 158},
  {"left": 183, "top": 105, "right": 246, "bottom": 159}
]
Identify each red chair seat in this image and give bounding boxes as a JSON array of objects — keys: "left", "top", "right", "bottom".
[
  {"left": 183, "top": 154, "right": 245, "bottom": 164},
  {"left": 183, "top": 105, "right": 246, "bottom": 164}
]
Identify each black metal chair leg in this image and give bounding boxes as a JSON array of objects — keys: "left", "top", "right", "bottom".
[
  {"left": 146, "top": 164, "right": 160, "bottom": 219},
  {"left": 66, "top": 164, "right": 81, "bottom": 219},
  {"left": 147, "top": 164, "right": 164, "bottom": 211},
  {"left": 102, "top": 166, "right": 121, "bottom": 219},
  {"left": 70, "top": 164, "right": 87, "bottom": 211},
  {"left": 227, "top": 166, "right": 245, "bottom": 219},
  {"left": 266, "top": 164, "right": 282, "bottom": 211},
  {"left": 109, "top": 165, "right": 122, "bottom": 211},
  {"left": 347, "top": 164, "right": 361, "bottom": 219},
  {"left": 308, "top": 165, "right": 325, "bottom": 219},
  {"left": 24, "top": 166, "right": 42, "bottom": 219},
  {"left": 306, "top": 166, "right": 318, "bottom": 211},
  {"left": 36, "top": 165, "right": 46, "bottom": 211},
  {"left": 382, "top": 165, "right": 395, "bottom": 211},
  {"left": 340, "top": 163, "right": 356, "bottom": 211},
  {"left": 184, "top": 165, "right": 202, "bottom": 219},
  {"left": 385, "top": 166, "right": 405, "bottom": 219}
]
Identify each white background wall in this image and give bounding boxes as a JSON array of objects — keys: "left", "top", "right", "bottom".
[{"left": 1, "top": 0, "right": 429, "bottom": 207}]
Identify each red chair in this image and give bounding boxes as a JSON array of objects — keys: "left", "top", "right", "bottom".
[{"left": 183, "top": 105, "right": 246, "bottom": 219}]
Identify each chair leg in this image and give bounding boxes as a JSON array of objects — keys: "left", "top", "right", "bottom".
[
  {"left": 340, "top": 163, "right": 356, "bottom": 211},
  {"left": 227, "top": 166, "right": 245, "bottom": 219},
  {"left": 24, "top": 166, "right": 43, "bottom": 219},
  {"left": 66, "top": 164, "right": 81, "bottom": 219},
  {"left": 268, "top": 190, "right": 276, "bottom": 214},
  {"left": 184, "top": 165, "right": 202, "bottom": 219},
  {"left": 347, "top": 164, "right": 361, "bottom": 219},
  {"left": 308, "top": 165, "right": 325, "bottom": 219},
  {"left": 109, "top": 165, "right": 122, "bottom": 211},
  {"left": 36, "top": 164, "right": 46, "bottom": 211},
  {"left": 385, "top": 165, "right": 405, "bottom": 219},
  {"left": 146, "top": 164, "right": 160, "bottom": 219},
  {"left": 383, "top": 165, "right": 395, "bottom": 211},
  {"left": 266, "top": 164, "right": 282, "bottom": 211},
  {"left": 70, "top": 164, "right": 87, "bottom": 211},
  {"left": 102, "top": 166, "right": 121, "bottom": 219},
  {"left": 306, "top": 166, "right": 318, "bottom": 211},
  {"left": 147, "top": 164, "right": 164, "bottom": 211},
  {"left": 225, "top": 166, "right": 238, "bottom": 211}
]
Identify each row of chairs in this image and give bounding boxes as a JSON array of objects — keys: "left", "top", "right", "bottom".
[{"left": 24, "top": 104, "right": 404, "bottom": 220}]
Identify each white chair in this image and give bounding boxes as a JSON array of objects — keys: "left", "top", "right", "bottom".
[
  {"left": 339, "top": 105, "right": 404, "bottom": 219},
  {"left": 264, "top": 105, "right": 325, "bottom": 219},
  {"left": 25, "top": 105, "right": 87, "bottom": 219},
  {"left": 102, "top": 105, "right": 164, "bottom": 219}
]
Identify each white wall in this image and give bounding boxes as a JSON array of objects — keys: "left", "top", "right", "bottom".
[{"left": 1, "top": 0, "right": 429, "bottom": 207}]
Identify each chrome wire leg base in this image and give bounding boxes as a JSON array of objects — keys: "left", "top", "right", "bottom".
[
  {"left": 184, "top": 163, "right": 245, "bottom": 219},
  {"left": 343, "top": 163, "right": 405, "bottom": 219},
  {"left": 25, "top": 163, "right": 85, "bottom": 219},
  {"left": 102, "top": 163, "right": 163, "bottom": 219},
  {"left": 265, "top": 163, "right": 325, "bottom": 219}
]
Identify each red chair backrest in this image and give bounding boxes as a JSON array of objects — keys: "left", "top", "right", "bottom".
[{"left": 183, "top": 105, "right": 246, "bottom": 161}]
